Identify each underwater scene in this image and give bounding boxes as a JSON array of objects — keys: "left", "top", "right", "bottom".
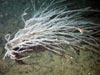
[{"left": 0, "top": 0, "right": 100, "bottom": 75}]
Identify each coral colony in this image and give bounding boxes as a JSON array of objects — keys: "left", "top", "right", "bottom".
[{"left": 3, "top": 0, "right": 100, "bottom": 62}]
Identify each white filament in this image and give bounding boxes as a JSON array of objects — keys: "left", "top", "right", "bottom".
[{"left": 3, "top": 0, "right": 100, "bottom": 60}]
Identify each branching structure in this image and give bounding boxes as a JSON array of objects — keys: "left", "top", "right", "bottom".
[{"left": 3, "top": 0, "right": 100, "bottom": 61}]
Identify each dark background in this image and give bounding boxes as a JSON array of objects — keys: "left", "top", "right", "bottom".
[{"left": 0, "top": 1, "right": 100, "bottom": 75}]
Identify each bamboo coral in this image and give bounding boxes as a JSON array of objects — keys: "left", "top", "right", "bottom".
[{"left": 3, "top": 0, "right": 100, "bottom": 61}]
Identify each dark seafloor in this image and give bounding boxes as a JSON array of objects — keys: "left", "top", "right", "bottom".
[{"left": 0, "top": 0, "right": 100, "bottom": 75}]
